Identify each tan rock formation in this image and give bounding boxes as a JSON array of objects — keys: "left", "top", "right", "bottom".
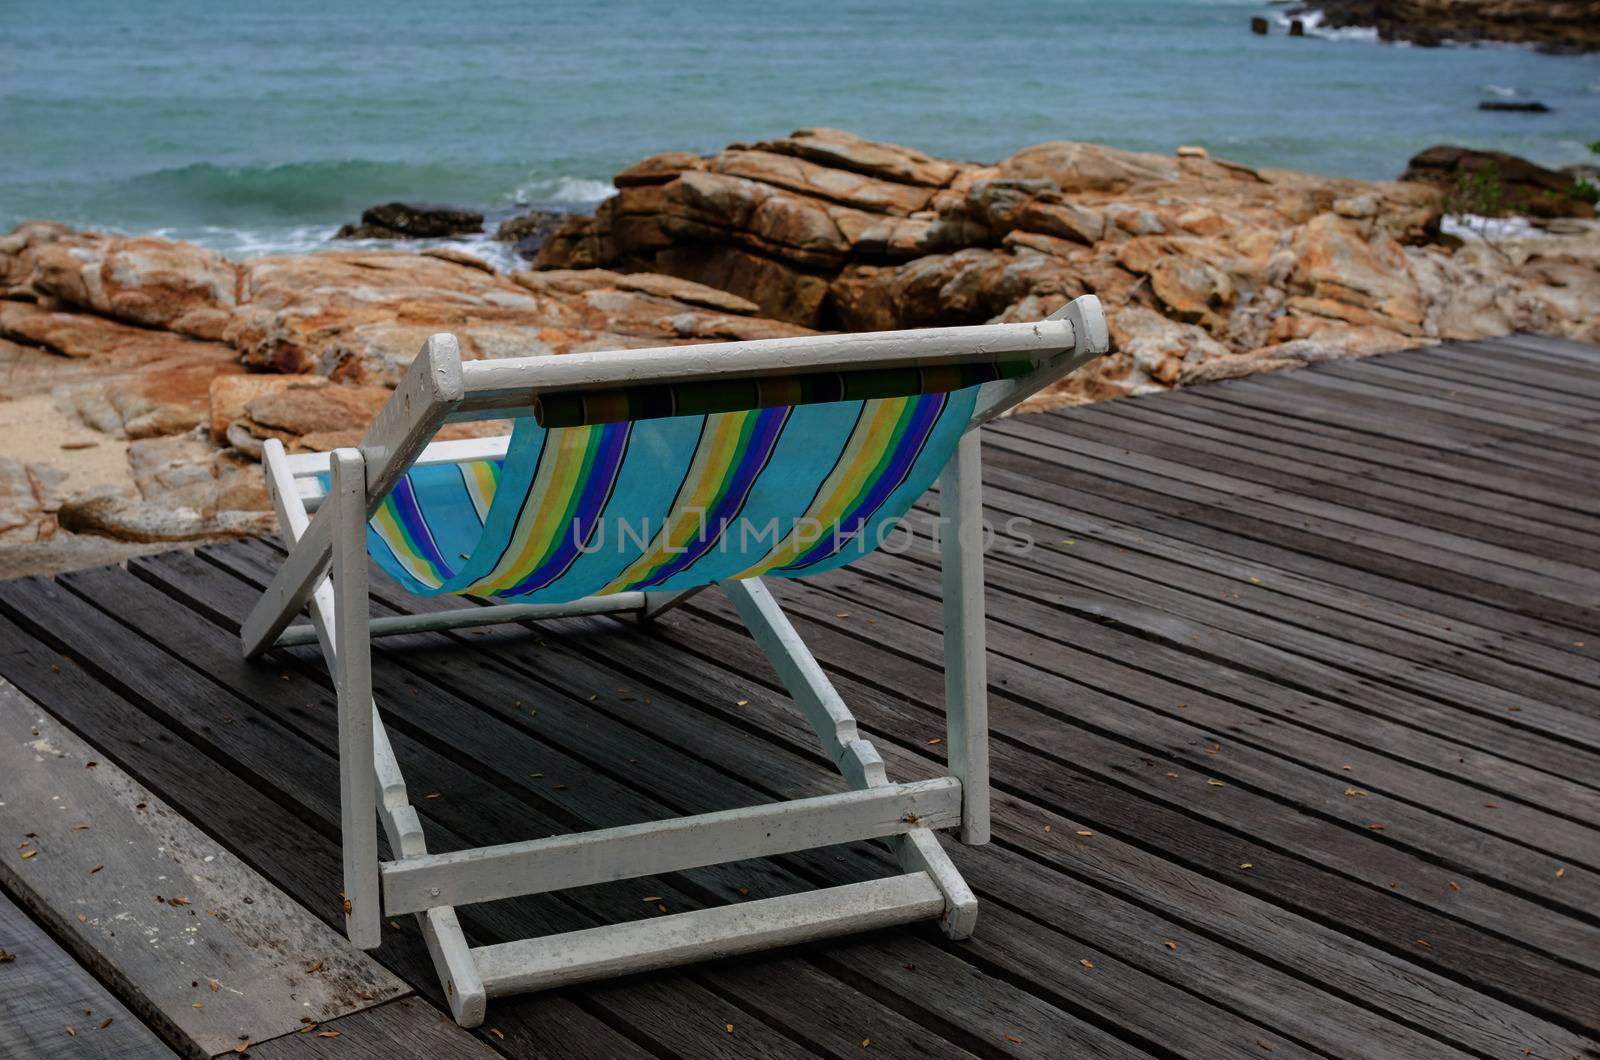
[
  {"left": 535, "top": 129, "right": 1598, "bottom": 403},
  {"left": 3, "top": 128, "right": 1597, "bottom": 575},
  {"left": 0, "top": 222, "right": 814, "bottom": 568}
]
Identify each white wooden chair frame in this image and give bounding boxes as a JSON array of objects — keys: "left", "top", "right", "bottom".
[{"left": 239, "top": 298, "right": 1108, "bottom": 1026}]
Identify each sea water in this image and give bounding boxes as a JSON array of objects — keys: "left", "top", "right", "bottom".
[{"left": 4, "top": 0, "right": 1597, "bottom": 258}]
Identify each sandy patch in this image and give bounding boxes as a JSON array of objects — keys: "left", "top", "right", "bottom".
[{"left": 0, "top": 393, "right": 131, "bottom": 493}]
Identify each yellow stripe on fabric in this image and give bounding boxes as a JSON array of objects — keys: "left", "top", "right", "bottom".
[
  {"left": 371, "top": 503, "right": 447, "bottom": 589},
  {"left": 600, "top": 410, "right": 754, "bottom": 593},
  {"left": 733, "top": 397, "right": 910, "bottom": 579},
  {"left": 463, "top": 461, "right": 499, "bottom": 522},
  {"left": 469, "top": 428, "right": 594, "bottom": 595}
]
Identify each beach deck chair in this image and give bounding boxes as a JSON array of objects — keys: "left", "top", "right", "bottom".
[{"left": 239, "top": 295, "right": 1109, "bottom": 1026}]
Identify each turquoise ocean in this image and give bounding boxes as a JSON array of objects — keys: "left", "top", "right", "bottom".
[{"left": 4, "top": 0, "right": 1598, "bottom": 259}]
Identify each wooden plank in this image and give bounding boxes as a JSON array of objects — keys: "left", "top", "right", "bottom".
[
  {"left": 100, "top": 542, "right": 1129, "bottom": 1058},
  {"left": 1484, "top": 331, "right": 1600, "bottom": 363},
  {"left": 1431, "top": 344, "right": 1600, "bottom": 404},
  {"left": 1317, "top": 355, "right": 1600, "bottom": 419},
  {"left": 1264, "top": 361, "right": 1584, "bottom": 435},
  {"left": 529, "top": 592, "right": 1600, "bottom": 1052},
  {"left": 0, "top": 889, "right": 176, "bottom": 1060},
  {"left": 1173, "top": 383, "right": 1600, "bottom": 520},
  {"left": 984, "top": 419, "right": 1600, "bottom": 602},
  {"left": 981, "top": 424, "right": 1600, "bottom": 670},
  {"left": 55, "top": 563, "right": 850, "bottom": 1055},
  {"left": 247, "top": 997, "right": 500, "bottom": 1059},
  {"left": 1370, "top": 346, "right": 1600, "bottom": 407},
  {"left": 871, "top": 504, "right": 1600, "bottom": 796},
  {"left": 961, "top": 436, "right": 1600, "bottom": 715},
  {"left": 288, "top": 521, "right": 1587, "bottom": 1056},
  {"left": 977, "top": 429, "right": 1600, "bottom": 635},
  {"left": 1122, "top": 389, "right": 1600, "bottom": 543},
  {"left": 953, "top": 472, "right": 1600, "bottom": 724},
  {"left": 1030, "top": 403, "right": 1600, "bottom": 564},
  {"left": 1446, "top": 347, "right": 1600, "bottom": 400},
  {"left": 177, "top": 537, "right": 1600, "bottom": 1052},
  {"left": 1068, "top": 392, "right": 1600, "bottom": 550},
  {"left": 747, "top": 559, "right": 1600, "bottom": 915},
  {"left": 0, "top": 677, "right": 409, "bottom": 1059},
  {"left": 657, "top": 587, "right": 1600, "bottom": 1027},
  {"left": 193, "top": 541, "right": 1296, "bottom": 1058},
  {"left": 1469, "top": 436, "right": 1598, "bottom": 478},
  {"left": 0, "top": 583, "right": 693, "bottom": 1060}
]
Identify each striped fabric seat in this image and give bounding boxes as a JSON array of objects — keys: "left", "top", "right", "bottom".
[{"left": 364, "top": 386, "right": 979, "bottom": 603}]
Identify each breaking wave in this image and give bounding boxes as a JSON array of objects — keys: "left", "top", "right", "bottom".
[
  {"left": 1270, "top": 9, "right": 1382, "bottom": 43},
  {"left": 90, "top": 159, "right": 610, "bottom": 261}
]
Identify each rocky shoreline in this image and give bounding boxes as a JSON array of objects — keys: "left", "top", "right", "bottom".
[
  {"left": 1287, "top": 0, "right": 1600, "bottom": 51},
  {"left": 2, "top": 129, "right": 1598, "bottom": 575}
]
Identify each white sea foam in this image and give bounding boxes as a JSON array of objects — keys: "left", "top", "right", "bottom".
[
  {"left": 146, "top": 222, "right": 530, "bottom": 271},
  {"left": 1270, "top": 9, "right": 1381, "bottom": 43},
  {"left": 147, "top": 223, "right": 341, "bottom": 257},
  {"left": 1441, "top": 213, "right": 1548, "bottom": 242},
  {"left": 1482, "top": 84, "right": 1519, "bottom": 98},
  {"left": 508, "top": 175, "right": 615, "bottom": 207}
]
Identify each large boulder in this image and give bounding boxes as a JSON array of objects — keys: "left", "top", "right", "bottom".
[
  {"left": 223, "top": 249, "right": 811, "bottom": 382},
  {"left": 748, "top": 128, "right": 963, "bottom": 187},
  {"left": 1287, "top": 214, "right": 1428, "bottom": 334},
  {"left": 20, "top": 233, "right": 239, "bottom": 338},
  {"left": 532, "top": 131, "right": 1455, "bottom": 339},
  {"left": 997, "top": 141, "right": 1180, "bottom": 193},
  {"left": 1109, "top": 306, "right": 1231, "bottom": 387},
  {"left": 1401, "top": 145, "right": 1594, "bottom": 219}
]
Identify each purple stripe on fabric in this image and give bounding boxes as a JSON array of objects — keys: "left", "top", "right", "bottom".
[
  {"left": 782, "top": 393, "right": 946, "bottom": 572},
  {"left": 637, "top": 407, "right": 789, "bottom": 589},
  {"left": 389, "top": 474, "right": 454, "bottom": 580},
  {"left": 504, "top": 422, "right": 630, "bottom": 596}
]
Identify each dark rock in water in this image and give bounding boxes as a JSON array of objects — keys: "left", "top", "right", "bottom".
[
  {"left": 1250, "top": 16, "right": 1269, "bottom": 33},
  {"left": 1477, "top": 100, "right": 1552, "bottom": 113},
  {"left": 1401, "top": 144, "right": 1594, "bottom": 219},
  {"left": 1288, "top": 18, "right": 1305, "bottom": 35},
  {"left": 494, "top": 210, "right": 567, "bottom": 259},
  {"left": 334, "top": 202, "right": 484, "bottom": 240},
  {"left": 1291, "top": 0, "right": 1600, "bottom": 52}
]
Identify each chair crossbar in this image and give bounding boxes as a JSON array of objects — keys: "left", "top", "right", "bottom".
[
  {"left": 452, "top": 317, "right": 1079, "bottom": 417},
  {"left": 273, "top": 594, "right": 647, "bottom": 648},
  {"left": 380, "top": 777, "right": 961, "bottom": 916},
  {"left": 474, "top": 873, "right": 945, "bottom": 997}
]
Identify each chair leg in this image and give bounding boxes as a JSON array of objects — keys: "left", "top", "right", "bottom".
[
  {"left": 940, "top": 430, "right": 991, "bottom": 845},
  {"left": 894, "top": 828, "right": 978, "bottom": 939},
  {"left": 330, "top": 449, "right": 382, "bottom": 949}
]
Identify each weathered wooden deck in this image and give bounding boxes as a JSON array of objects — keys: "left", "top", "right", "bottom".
[{"left": 2, "top": 333, "right": 1598, "bottom": 1059}]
